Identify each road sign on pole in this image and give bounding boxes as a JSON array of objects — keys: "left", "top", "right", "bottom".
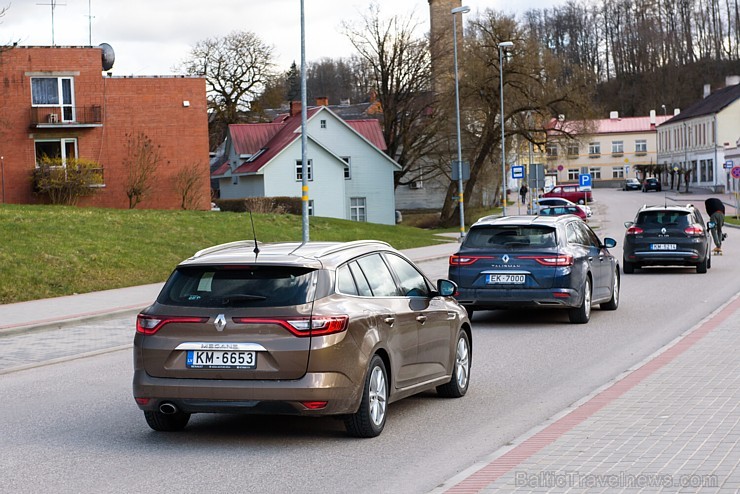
[
  {"left": 511, "top": 165, "right": 525, "bottom": 179},
  {"left": 579, "top": 173, "right": 592, "bottom": 190}
]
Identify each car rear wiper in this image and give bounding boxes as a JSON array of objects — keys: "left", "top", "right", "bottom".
[{"left": 221, "top": 294, "right": 268, "bottom": 304}]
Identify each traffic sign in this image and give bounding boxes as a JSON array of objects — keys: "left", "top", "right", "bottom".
[
  {"left": 731, "top": 166, "right": 740, "bottom": 179},
  {"left": 725, "top": 160, "right": 734, "bottom": 169},
  {"left": 511, "top": 165, "right": 525, "bottom": 179},
  {"left": 579, "top": 173, "right": 592, "bottom": 189}
]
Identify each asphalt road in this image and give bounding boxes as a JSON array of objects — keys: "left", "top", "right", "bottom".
[{"left": 1, "top": 188, "right": 738, "bottom": 494}]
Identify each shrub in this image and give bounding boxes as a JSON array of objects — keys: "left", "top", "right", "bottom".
[
  {"left": 32, "top": 157, "right": 104, "bottom": 205},
  {"left": 214, "top": 197, "right": 302, "bottom": 214}
]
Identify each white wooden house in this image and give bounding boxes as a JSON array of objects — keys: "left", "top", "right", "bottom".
[{"left": 212, "top": 104, "right": 401, "bottom": 225}]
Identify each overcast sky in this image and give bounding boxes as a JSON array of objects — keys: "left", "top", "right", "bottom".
[{"left": 2, "top": 0, "right": 564, "bottom": 76}]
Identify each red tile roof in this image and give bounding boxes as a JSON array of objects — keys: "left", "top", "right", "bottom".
[
  {"left": 218, "top": 107, "right": 387, "bottom": 176},
  {"left": 549, "top": 115, "right": 673, "bottom": 135}
]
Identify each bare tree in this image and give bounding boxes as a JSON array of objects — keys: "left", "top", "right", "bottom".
[
  {"left": 342, "top": 3, "right": 446, "bottom": 187},
  {"left": 123, "top": 132, "right": 162, "bottom": 209},
  {"left": 177, "top": 31, "right": 275, "bottom": 149},
  {"left": 437, "top": 9, "right": 598, "bottom": 224},
  {"left": 174, "top": 162, "right": 206, "bottom": 210}
]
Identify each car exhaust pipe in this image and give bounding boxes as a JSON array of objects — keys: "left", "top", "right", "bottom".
[{"left": 159, "top": 402, "right": 178, "bottom": 415}]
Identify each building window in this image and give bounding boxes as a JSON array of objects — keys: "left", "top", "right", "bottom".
[
  {"left": 342, "top": 157, "right": 351, "bottom": 180},
  {"left": 35, "top": 138, "right": 77, "bottom": 166},
  {"left": 611, "top": 141, "right": 624, "bottom": 155},
  {"left": 350, "top": 197, "right": 367, "bottom": 222},
  {"left": 589, "top": 167, "right": 601, "bottom": 179},
  {"left": 612, "top": 166, "right": 625, "bottom": 178},
  {"left": 320, "top": 119, "right": 327, "bottom": 129},
  {"left": 295, "top": 159, "right": 313, "bottom": 181},
  {"left": 635, "top": 140, "right": 647, "bottom": 154},
  {"left": 567, "top": 142, "right": 579, "bottom": 157},
  {"left": 546, "top": 143, "right": 558, "bottom": 158},
  {"left": 567, "top": 168, "right": 579, "bottom": 181},
  {"left": 31, "top": 76, "right": 75, "bottom": 122},
  {"left": 588, "top": 142, "right": 601, "bottom": 156}
]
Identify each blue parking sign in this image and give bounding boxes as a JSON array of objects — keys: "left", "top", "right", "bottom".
[{"left": 579, "top": 173, "right": 592, "bottom": 188}]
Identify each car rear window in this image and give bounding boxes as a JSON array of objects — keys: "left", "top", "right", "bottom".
[
  {"left": 636, "top": 211, "right": 690, "bottom": 227},
  {"left": 464, "top": 226, "right": 557, "bottom": 249},
  {"left": 158, "top": 265, "right": 317, "bottom": 308}
]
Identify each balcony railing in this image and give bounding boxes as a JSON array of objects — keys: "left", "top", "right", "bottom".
[{"left": 30, "top": 106, "right": 103, "bottom": 127}]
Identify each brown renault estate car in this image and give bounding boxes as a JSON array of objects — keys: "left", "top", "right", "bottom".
[{"left": 133, "top": 240, "right": 472, "bottom": 437}]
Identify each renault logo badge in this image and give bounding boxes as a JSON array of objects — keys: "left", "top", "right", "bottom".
[
  {"left": 661, "top": 227, "right": 667, "bottom": 235},
  {"left": 502, "top": 254, "right": 510, "bottom": 263},
  {"left": 214, "top": 314, "right": 227, "bottom": 332}
]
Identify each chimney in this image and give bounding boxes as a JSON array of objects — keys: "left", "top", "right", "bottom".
[
  {"left": 290, "top": 100, "right": 302, "bottom": 117},
  {"left": 703, "top": 84, "right": 711, "bottom": 98},
  {"left": 315, "top": 97, "right": 329, "bottom": 107},
  {"left": 726, "top": 75, "right": 740, "bottom": 87},
  {"left": 609, "top": 111, "right": 619, "bottom": 120},
  {"left": 649, "top": 109, "right": 656, "bottom": 125}
]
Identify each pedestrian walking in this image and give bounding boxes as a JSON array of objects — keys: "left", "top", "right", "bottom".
[
  {"left": 519, "top": 183, "right": 528, "bottom": 205},
  {"left": 705, "top": 198, "right": 725, "bottom": 255}
]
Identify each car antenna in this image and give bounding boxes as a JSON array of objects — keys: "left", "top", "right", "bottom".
[{"left": 247, "top": 207, "right": 260, "bottom": 260}]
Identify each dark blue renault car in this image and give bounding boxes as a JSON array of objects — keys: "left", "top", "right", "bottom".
[{"left": 448, "top": 215, "right": 620, "bottom": 323}]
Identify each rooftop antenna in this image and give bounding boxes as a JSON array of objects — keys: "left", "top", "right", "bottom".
[
  {"left": 247, "top": 208, "right": 260, "bottom": 260},
  {"left": 86, "top": 0, "right": 95, "bottom": 45},
  {"left": 37, "top": 0, "right": 66, "bottom": 46}
]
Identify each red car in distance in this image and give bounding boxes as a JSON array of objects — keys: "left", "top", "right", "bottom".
[{"left": 541, "top": 184, "right": 593, "bottom": 204}]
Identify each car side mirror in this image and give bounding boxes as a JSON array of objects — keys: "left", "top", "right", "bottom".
[
  {"left": 603, "top": 237, "right": 617, "bottom": 248},
  {"left": 624, "top": 221, "right": 634, "bottom": 228},
  {"left": 437, "top": 279, "right": 457, "bottom": 297}
]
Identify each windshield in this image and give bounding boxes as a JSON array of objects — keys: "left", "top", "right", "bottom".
[
  {"left": 463, "top": 226, "right": 558, "bottom": 250},
  {"left": 158, "top": 265, "right": 317, "bottom": 308}
]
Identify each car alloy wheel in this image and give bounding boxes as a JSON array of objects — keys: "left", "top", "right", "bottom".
[
  {"left": 437, "top": 331, "right": 471, "bottom": 398},
  {"left": 345, "top": 355, "right": 388, "bottom": 437},
  {"left": 568, "top": 277, "right": 592, "bottom": 324}
]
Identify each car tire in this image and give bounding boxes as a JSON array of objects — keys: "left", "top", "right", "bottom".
[
  {"left": 600, "top": 270, "right": 620, "bottom": 310},
  {"left": 623, "top": 260, "right": 635, "bottom": 274},
  {"left": 144, "top": 409, "right": 190, "bottom": 432},
  {"left": 568, "top": 277, "right": 591, "bottom": 324},
  {"left": 437, "top": 331, "right": 471, "bottom": 398},
  {"left": 345, "top": 355, "right": 388, "bottom": 438},
  {"left": 697, "top": 257, "right": 708, "bottom": 274}
]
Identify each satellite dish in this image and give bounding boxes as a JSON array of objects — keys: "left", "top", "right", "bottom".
[{"left": 99, "top": 43, "right": 115, "bottom": 71}]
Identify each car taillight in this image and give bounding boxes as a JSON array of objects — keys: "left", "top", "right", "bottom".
[
  {"left": 136, "top": 314, "right": 208, "bottom": 335},
  {"left": 626, "top": 226, "right": 644, "bottom": 235},
  {"left": 684, "top": 225, "right": 704, "bottom": 235},
  {"left": 519, "top": 255, "right": 574, "bottom": 266},
  {"left": 232, "top": 316, "right": 349, "bottom": 337},
  {"left": 449, "top": 255, "right": 495, "bottom": 266}
]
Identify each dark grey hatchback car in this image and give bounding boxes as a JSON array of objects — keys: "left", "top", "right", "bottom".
[
  {"left": 622, "top": 204, "right": 711, "bottom": 273},
  {"left": 133, "top": 240, "right": 471, "bottom": 437}
]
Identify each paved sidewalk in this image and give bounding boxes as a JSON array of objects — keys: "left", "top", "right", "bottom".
[
  {"left": 433, "top": 294, "right": 740, "bottom": 493},
  {"left": 0, "top": 241, "right": 459, "bottom": 336}
]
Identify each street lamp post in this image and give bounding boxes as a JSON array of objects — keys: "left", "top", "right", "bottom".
[
  {"left": 498, "top": 41, "right": 513, "bottom": 216},
  {"left": 452, "top": 5, "right": 470, "bottom": 241}
]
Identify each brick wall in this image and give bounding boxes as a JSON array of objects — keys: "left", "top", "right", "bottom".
[{"left": 0, "top": 46, "right": 210, "bottom": 210}]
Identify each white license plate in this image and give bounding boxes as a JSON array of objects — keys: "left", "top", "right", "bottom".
[
  {"left": 651, "top": 244, "right": 677, "bottom": 251},
  {"left": 486, "top": 274, "right": 526, "bottom": 284},
  {"left": 186, "top": 350, "right": 256, "bottom": 369}
]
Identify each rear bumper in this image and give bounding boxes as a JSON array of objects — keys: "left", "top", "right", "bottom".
[
  {"left": 132, "top": 369, "right": 360, "bottom": 416},
  {"left": 454, "top": 287, "right": 583, "bottom": 310},
  {"left": 626, "top": 249, "right": 705, "bottom": 266}
]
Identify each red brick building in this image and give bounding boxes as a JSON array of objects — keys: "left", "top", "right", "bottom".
[{"left": 0, "top": 46, "right": 211, "bottom": 209}]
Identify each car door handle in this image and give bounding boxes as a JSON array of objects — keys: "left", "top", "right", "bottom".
[
  {"left": 383, "top": 317, "right": 395, "bottom": 326},
  {"left": 416, "top": 315, "right": 427, "bottom": 324}
]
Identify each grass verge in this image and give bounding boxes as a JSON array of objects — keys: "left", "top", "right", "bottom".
[{"left": 0, "top": 204, "right": 453, "bottom": 304}]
